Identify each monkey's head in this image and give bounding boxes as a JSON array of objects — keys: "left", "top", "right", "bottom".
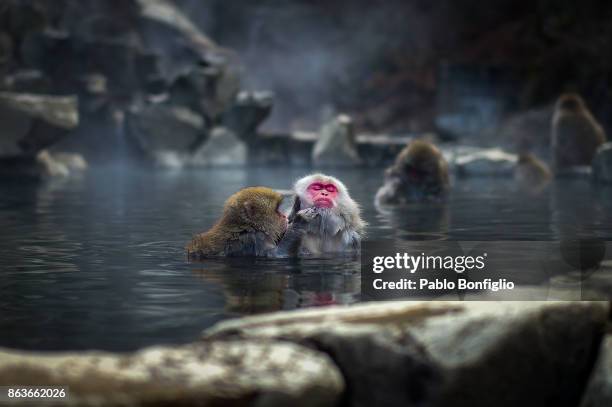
[
  {"left": 294, "top": 173, "right": 360, "bottom": 213},
  {"left": 556, "top": 93, "right": 586, "bottom": 112},
  {"left": 394, "top": 140, "right": 447, "bottom": 183},
  {"left": 223, "top": 187, "right": 288, "bottom": 242}
]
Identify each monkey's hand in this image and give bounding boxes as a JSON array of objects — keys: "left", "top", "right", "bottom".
[{"left": 295, "top": 207, "right": 324, "bottom": 232}]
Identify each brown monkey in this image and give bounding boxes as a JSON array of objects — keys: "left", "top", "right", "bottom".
[
  {"left": 275, "top": 173, "right": 365, "bottom": 257},
  {"left": 186, "top": 187, "right": 288, "bottom": 258},
  {"left": 551, "top": 93, "right": 606, "bottom": 172},
  {"left": 514, "top": 152, "right": 552, "bottom": 189},
  {"left": 375, "top": 139, "right": 449, "bottom": 205}
]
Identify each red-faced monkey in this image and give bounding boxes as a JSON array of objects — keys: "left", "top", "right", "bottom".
[
  {"left": 551, "top": 93, "right": 606, "bottom": 172},
  {"left": 186, "top": 187, "right": 288, "bottom": 258},
  {"left": 375, "top": 140, "right": 450, "bottom": 205},
  {"left": 276, "top": 173, "right": 365, "bottom": 257}
]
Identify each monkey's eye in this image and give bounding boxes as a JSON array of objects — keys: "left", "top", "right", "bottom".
[
  {"left": 309, "top": 183, "right": 323, "bottom": 191},
  {"left": 325, "top": 184, "right": 337, "bottom": 193}
]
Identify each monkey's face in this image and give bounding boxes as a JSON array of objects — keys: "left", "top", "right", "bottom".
[{"left": 305, "top": 181, "right": 338, "bottom": 208}]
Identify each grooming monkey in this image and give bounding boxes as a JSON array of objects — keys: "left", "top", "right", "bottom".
[
  {"left": 275, "top": 173, "right": 365, "bottom": 257},
  {"left": 375, "top": 139, "right": 450, "bottom": 205},
  {"left": 551, "top": 93, "right": 606, "bottom": 172},
  {"left": 186, "top": 187, "right": 288, "bottom": 258}
]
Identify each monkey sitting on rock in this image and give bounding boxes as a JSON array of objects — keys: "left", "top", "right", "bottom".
[
  {"left": 275, "top": 173, "right": 365, "bottom": 257},
  {"left": 375, "top": 139, "right": 450, "bottom": 205},
  {"left": 551, "top": 93, "right": 606, "bottom": 173},
  {"left": 186, "top": 187, "right": 288, "bottom": 258}
]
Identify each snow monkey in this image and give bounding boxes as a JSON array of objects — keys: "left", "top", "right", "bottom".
[
  {"left": 551, "top": 93, "right": 606, "bottom": 172},
  {"left": 375, "top": 139, "right": 450, "bottom": 205},
  {"left": 186, "top": 187, "right": 288, "bottom": 258},
  {"left": 276, "top": 173, "right": 365, "bottom": 257},
  {"left": 514, "top": 152, "right": 552, "bottom": 190}
]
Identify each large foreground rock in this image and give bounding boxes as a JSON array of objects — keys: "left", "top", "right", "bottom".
[
  {"left": 0, "top": 92, "right": 78, "bottom": 157},
  {"left": 582, "top": 335, "right": 612, "bottom": 407},
  {"left": 0, "top": 340, "right": 343, "bottom": 407},
  {"left": 593, "top": 143, "right": 612, "bottom": 184},
  {"left": 205, "top": 301, "right": 608, "bottom": 407}
]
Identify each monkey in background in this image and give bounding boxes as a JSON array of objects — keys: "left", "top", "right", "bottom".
[
  {"left": 551, "top": 93, "right": 606, "bottom": 173},
  {"left": 514, "top": 152, "right": 552, "bottom": 191},
  {"left": 375, "top": 139, "right": 450, "bottom": 205},
  {"left": 275, "top": 173, "right": 365, "bottom": 257},
  {"left": 186, "top": 187, "right": 288, "bottom": 258}
]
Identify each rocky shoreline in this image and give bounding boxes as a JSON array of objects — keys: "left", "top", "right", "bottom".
[{"left": 0, "top": 301, "right": 610, "bottom": 406}]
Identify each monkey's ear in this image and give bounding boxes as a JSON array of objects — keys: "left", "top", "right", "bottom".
[{"left": 243, "top": 201, "right": 256, "bottom": 219}]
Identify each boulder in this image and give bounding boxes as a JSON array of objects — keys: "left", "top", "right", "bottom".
[
  {"left": 0, "top": 340, "right": 343, "bottom": 407},
  {"left": 0, "top": 92, "right": 78, "bottom": 157},
  {"left": 126, "top": 104, "right": 205, "bottom": 157},
  {"left": 593, "top": 143, "right": 612, "bottom": 184},
  {"left": 205, "top": 301, "right": 608, "bottom": 407},
  {"left": 191, "top": 126, "right": 247, "bottom": 167},
  {"left": 313, "top": 114, "right": 362, "bottom": 167},
  {"left": 581, "top": 335, "right": 612, "bottom": 407},
  {"left": 221, "top": 91, "right": 273, "bottom": 141},
  {"left": 484, "top": 104, "right": 554, "bottom": 154},
  {"left": 450, "top": 146, "right": 517, "bottom": 176}
]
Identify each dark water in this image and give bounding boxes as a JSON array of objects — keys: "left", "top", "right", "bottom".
[{"left": 1, "top": 167, "right": 611, "bottom": 351}]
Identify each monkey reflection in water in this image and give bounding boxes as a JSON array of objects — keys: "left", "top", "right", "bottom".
[{"left": 186, "top": 174, "right": 365, "bottom": 258}]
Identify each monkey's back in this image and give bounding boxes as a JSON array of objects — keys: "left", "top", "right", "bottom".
[{"left": 552, "top": 111, "right": 605, "bottom": 168}]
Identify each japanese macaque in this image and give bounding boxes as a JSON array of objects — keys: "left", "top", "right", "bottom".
[
  {"left": 375, "top": 140, "right": 450, "bottom": 205},
  {"left": 186, "top": 187, "right": 287, "bottom": 258},
  {"left": 551, "top": 93, "right": 606, "bottom": 172},
  {"left": 514, "top": 152, "right": 552, "bottom": 190},
  {"left": 276, "top": 173, "right": 365, "bottom": 257}
]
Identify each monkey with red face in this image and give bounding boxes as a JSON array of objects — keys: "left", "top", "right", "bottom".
[{"left": 275, "top": 173, "right": 365, "bottom": 257}]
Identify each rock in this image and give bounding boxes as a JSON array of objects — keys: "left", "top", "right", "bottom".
[
  {"left": 36, "top": 150, "right": 69, "bottom": 177},
  {"left": 0, "top": 340, "right": 344, "bottom": 407},
  {"left": 2, "top": 70, "right": 51, "bottom": 93},
  {"left": 451, "top": 146, "right": 517, "bottom": 176},
  {"left": 593, "top": 143, "right": 612, "bottom": 184},
  {"left": 51, "top": 151, "right": 88, "bottom": 172},
  {"left": 0, "top": 92, "right": 78, "bottom": 157},
  {"left": 191, "top": 126, "right": 247, "bottom": 167},
  {"left": 205, "top": 301, "right": 608, "bottom": 407},
  {"left": 485, "top": 104, "right": 554, "bottom": 154},
  {"left": 582, "top": 335, "right": 612, "bottom": 407},
  {"left": 127, "top": 104, "right": 205, "bottom": 158},
  {"left": 313, "top": 114, "right": 362, "bottom": 167},
  {"left": 221, "top": 91, "right": 273, "bottom": 141}
]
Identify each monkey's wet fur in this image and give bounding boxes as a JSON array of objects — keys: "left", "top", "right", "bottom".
[
  {"left": 376, "top": 139, "right": 450, "bottom": 205},
  {"left": 186, "top": 187, "right": 287, "bottom": 258}
]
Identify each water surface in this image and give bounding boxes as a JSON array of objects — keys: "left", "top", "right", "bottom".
[{"left": 1, "top": 167, "right": 611, "bottom": 351}]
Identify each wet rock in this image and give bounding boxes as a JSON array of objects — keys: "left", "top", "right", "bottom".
[
  {"left": 0, "top": 92, "right": 78, "bottom": 157},
  {"left": 582, "top": 335, "right": 612, "bottom": 407},
  {"left": 191, "top": 126, "right": 247, "bottom": 167},
  {"left": 36, "top": 150, "right": 69, "bottom": 177},
  {"left": 51, "top": 151, "right": 88, "bottom": 172},
  {"left": 222, "top": 91, "right": 273, "bottom": 141},
  {"left": 126, "top": 104, "right": 205, "bottom": 158},
  {"left": 0, "top": 340, "right": 343, "bottom": 407},
  {"left": 2, "top": 70, "right": 51, "bottom": 93},
  {"left": 313, "top": 114, "right": 362, "bottom": 167},
  {"left": 205, "top": 301, "right": 608, "bottom": 407},
  {"left": 592, "top": 143, "right": 612, "bottom": 184},
  {"left": 484, "top": 104, "right": 554, "bottom": 154},
  {"left": 451, "top": 146, "right": 517, "bottom": 176}
]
